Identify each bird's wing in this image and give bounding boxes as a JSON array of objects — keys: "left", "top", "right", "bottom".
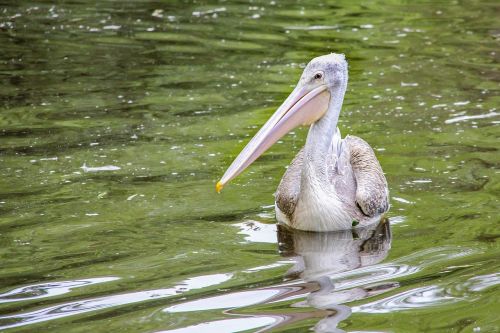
[
  {"left": 275, "top": 148, "right": 304, "bottom": 220},
  {"left": 344, "top": 135, "right": 389, "bottom": 216}
]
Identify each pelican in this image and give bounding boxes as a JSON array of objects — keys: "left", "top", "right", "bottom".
[{"left": 217, "top": 53, "right": 389, "bottom": 231}]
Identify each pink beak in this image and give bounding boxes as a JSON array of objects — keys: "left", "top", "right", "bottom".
[{"left": 217, "top": 84, "right": 330, "bottom": 192}]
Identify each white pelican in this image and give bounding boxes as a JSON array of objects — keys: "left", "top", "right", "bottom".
[{"left": 217, "top": 53, "right": 389, "bottom": 231}]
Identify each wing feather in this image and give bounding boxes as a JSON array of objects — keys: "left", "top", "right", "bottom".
[
  {"left": 275, "top": 148, "right": 304, "bottom": 220},
  {"left": 344, "top": 135, "right": 389, "bottom": 216}
]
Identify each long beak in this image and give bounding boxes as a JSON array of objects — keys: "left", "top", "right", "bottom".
[{"left": 216, "top": 84, "right": 330, "bottom": 192}]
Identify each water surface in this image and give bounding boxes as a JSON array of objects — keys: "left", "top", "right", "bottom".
[{"left": 0, "top": 1, "right": 498, "bottom": 332}]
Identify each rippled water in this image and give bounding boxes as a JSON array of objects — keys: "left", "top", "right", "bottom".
[{"left": 0, "top": 1, "right": 499, "bottom": 332}]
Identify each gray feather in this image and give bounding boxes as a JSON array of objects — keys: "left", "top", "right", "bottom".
[
  {"left": 275, "top": 148, "right": 304, "bottom": 220},
  {"left": 344, "top": 135, "right": 389, "bottom": 216}
]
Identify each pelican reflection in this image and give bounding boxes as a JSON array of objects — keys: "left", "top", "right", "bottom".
[
  {"left": 160, "top": 219, "right": 394, "bottom": 333},
  {"left": 277, "top": 219, "right": 394, "bottom": 332}
]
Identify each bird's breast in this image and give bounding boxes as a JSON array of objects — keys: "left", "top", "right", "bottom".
[{"left": 276, "top": 173, "right": 354, "bottom": 232}]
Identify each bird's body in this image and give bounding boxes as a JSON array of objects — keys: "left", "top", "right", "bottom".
[
  {"left": 275, "top": 133, "right": 388, "bottom": 231},
  {"left": 218, "top": 53, "right": 389, "bottom": 232}
]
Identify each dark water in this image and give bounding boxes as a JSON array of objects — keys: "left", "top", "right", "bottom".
[{"left": 0, "top": 1, "right": 498, "bottom": 332}]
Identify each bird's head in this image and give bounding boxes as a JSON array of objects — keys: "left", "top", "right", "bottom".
[
  {"left": 298, "top": 53, "right": 348, "bottom": 91},
  {"left": 216, "top": 53, "right": 348, "bottom": 193}
]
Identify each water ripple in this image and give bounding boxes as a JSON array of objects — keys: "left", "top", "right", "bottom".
[
  {"left": 352, "top": 271, "right": 499, "bottom": 314},
  {"left": 352, "top": 285, "right": 459, "bottom": 313},
  {"left": 445, "top": 111, "right": 499, "bottom": 124},
  {"left": 0, "top": 289, "right": 179, "bottom": 329},
  {"left": 0, "top": 273, "right": 232, "bottom": 330},
  {"left": 327, "top": 246, "right": 475, "bottom": 292},
  {"left": 156, "top": 316, "right": 280, "bottom": 333},
  {"left": 332, "top": 264, "right": 418, "bottom": 291},
  {"left": 0, "top": 277, "right": 118, "bottom": 303},
  {"left": 459, "top": 273, "right": 500, "bottom": 293},
  {"left": 233, "top": 220, "right": 277, "bottom": 244},
  {"left": 164, "top": 288, "right": 289, "bottom": 313}
]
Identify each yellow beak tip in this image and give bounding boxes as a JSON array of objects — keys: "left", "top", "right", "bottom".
[{"left": 216, "top": 181, "right": 224, "bottom": 193}]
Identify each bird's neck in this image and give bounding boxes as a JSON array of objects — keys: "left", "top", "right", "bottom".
[{"left": 302, "top": 83, "right": 347, "bottom": 183}]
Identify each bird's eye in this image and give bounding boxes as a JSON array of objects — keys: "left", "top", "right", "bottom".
[{"left": 313, "top": 72, "right": 323, "bottom": 80}]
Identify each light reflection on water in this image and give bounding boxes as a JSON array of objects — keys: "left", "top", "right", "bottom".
[
  {"left": 156, "top": 317, "right": 281, "bottom": 333},
  {"left": 0, "top": 273, "right": 232, "bottom": 330},
  {"left": 352, "top": 285, "right": 459, "bottom": 314},
  {"left": 0, "top": 277, "right": 119, "bottom": 303},
  {"left": 159, "top": 220, "right": 490, "bottom": 332},
  {"left": 162, "top": 220, "right": 394, "bottom": 332},
  {"left": 0, "top": 219, "right": 494, "bottom": 332}
]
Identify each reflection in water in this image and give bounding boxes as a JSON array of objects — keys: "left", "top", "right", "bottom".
[
  {"left": 0, "top": 273, "right": 232, "bottom": 330},
  {"left": 277, "top": 219, "right": 393, "bottom": 332},
  {"left": 353, "top": 285, "right": 458, "bottom": 314},
  {"left": 352, "top": 272, "right": 500, "bottom": 314},
  {"left": 278, "top": 219, "right": 392, "bottom": 280},
  {"left": 156, "top": 317, "right": 281, "bottom": 333},
  {"left": 0, "top": 277, "right": 119, "bottom": 303},
  {"left": 161, "top": 220, "right": 394, "bottom": 333},
  {"left": 0, "top": 220, "right": 486, "bottom": 332}
]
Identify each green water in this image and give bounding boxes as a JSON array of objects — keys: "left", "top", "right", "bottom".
[{"left": 0, "top": 0, "right": 498, "bottom": 332}]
